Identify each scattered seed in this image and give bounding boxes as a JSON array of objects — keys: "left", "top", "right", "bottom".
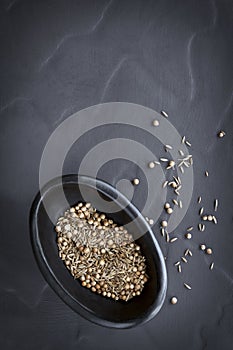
[
  {"left": 178, "top": 265, "right": 182, "bottom": 273},
  {"left": 201, "top": 224, "right": 205, "bottom": 232},
  {"left": 154, "top": 160, "right": 161, "bottom": 165},
  {"left": 161, "top": 220, "right": 168, "bottom": 228},
  {"left": 170, "top": 237, "right": 178, "bottom": 243},
  {"left": 166, "top": 231, "right": 170, "bottom": 242},
  {"left": 188, "top": 250, "right": 193, "bottom": 257},
  {"left": 152, "top": 119, "right": 159, "bottom": 126},
  {"left": 187, "top": 226, "right": 193, "bottom": 232},
  {"left": 174, "top": 261, "right": 180, "bottom": 266},
  {"left": 214, "top": 199, "right": 218, "bottom": 212},
  {"left": 200, "top": 244, "right": 206, "bottom": 251},
  {"left": 185, "top": 233, "right": 192, "bottom": 240},
  {"left": 179, "top": 150, "right": 184, "bottom": 156},
  {"left": 161, "top": 228, "right": 165, "bottom": 237},
  {"left": 210, "top": 262, "right": 214, "bottom": 270},
  {"left": 179, "top": 200, "right": 183, "bottom": 208},
  {"left": 172, "top": 199, "right": 179, "bottom": 206},
  {"left": 170, "top": 296, "right": 178, "bottom": 305},
  {"left": 184, "top": 249, "right": 189, "bottom": 256},
  {"left": 161, "top": 110, "right": 168, "bottom": 118},
  {"left": 162, "top": 180, "right": 168, "bottom": 188},
  {"left": 208, "top": 215, "right": 213, "bottom": 221},
  {"left": 185, "top": 140, "right": 191, "bottom": 147},
  {"left": 184, "top": 283, "right": 191, "bottom": 290},
  {"left": 213, "top": 216, "right": 217, "bottom": 224},
  {"left": 164, "top": 202, "right": 170, "bottom": 209},
  {"left": 160, "top": 157, "right": 169, "bottom": 162},
  {"left": 182, "top": 257, "right": 188, "bottom": 263},
  {"left": 148, "top": 219, "right": 154, "bottom": 225},
  {"left": 180, "top": 166, "right": 184, "bottom": 174},
  {"left": 181, "top": 136, "right": 186, "bottom": 144},
  {"left": 132, "top": 178, "right": 140, "bottom": 186},
  {"left": 199, "top": 207, "right": 204, "bottom": 216},
  {"left": 198, "top": 223, "right": 202, "bottom": 231},
  {"left": 198, "top": 196, "right": 202, "bottom": 204},
  {"left": 202, "top": 215, "right": 208, "bottom": 221},
  {"left": 205, "top": 171, "right": 209, "bottom": 177},
  {"left": 165, "top": 144, "right": 173, "bottom": 150},
  {"left": 167, "top": 207, "right": 173, "bottom": 215},
  {"left": 206, "top": 248, "right": 213, "bottom": 255},
  {"left": 218, "top": 130, "right": 225, "bottom": 138},
  {"left": 148, "top": 161, "right": 155, "bottom": 169}
]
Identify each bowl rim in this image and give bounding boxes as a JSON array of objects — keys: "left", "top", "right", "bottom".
[{"left": 30, "top": 174, "right": 167, "bottom": 329}]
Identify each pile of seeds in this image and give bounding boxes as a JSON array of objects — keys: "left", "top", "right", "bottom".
[{"left": 55, "top": 203, "right": 148, "bottom": 301}]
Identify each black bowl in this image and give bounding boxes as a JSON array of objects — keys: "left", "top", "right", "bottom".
[{"left": 30, "top": 175, "right": 167, "bottom": 328}]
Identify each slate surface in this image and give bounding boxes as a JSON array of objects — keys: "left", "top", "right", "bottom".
[{"left": 0, "top": 0, "right": 233, "bottom": 349}]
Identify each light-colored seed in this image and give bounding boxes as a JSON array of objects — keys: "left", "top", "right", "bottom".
[
  {"left": 205, "top": 171, "right": 209, "bottom": 177},
  {"left": 188, "top": 250, "right": 193, "bottom": 257},
  {"left": 166, "top": 231, "right": 170, "bottom": 242},
  {"left": 161, "top": 110, "right": 168, "bottom": 118},
  {"left": 161, "top": 228, "right": 165, "bottom": 237},
  {"left": 154, "top": 160, "right": 161, "bottom": 165},
  {"left": 198, "top": 223, "right": 202, "bottom": 231},
  {"left": 208, "top": 215, "right": 213, "bottom": 221},
  {"left": 170, "top": 237, "right": 178, "bottom": 243},
  {"left": 132, "top": 178, "right": 140, "bottom": 186},
  {"left": 167, "top": 207, "right": 173, "bottom": 215},
  {"left": 170, "top": 297, "right": 178, "bottom": 305},
  {"left": 168, "top": 160, "right": 176, "bottom": 168},
  {"left": 185, "top": 233, "right": 192, "bottom": 239},
  {"left": 178, "top": 265, "right": 182, "bottom": 273},
  {"left": 184, "top": 283, "right": 191, "bottom": 290},
  {"left": 179, "top": 200, "right": 183, "bottom": 208},
  {"left": 200, "top": 207, "right": 204, "bottom": 216},
  {"left": 181, "top": 257, "right": 188, "bottom": 263},
  {"left": 179, "top": 150, "right": 184, "bottom": 156},
  {"left": 206, "top": 248, "right": 212, "bottom": 255},
  {"left": 181, "top": 136, "right": 186, "bottom": 144},
  {"left": 148, "top": 219, "right": 154, "bottom": 225},
  {"left": 148, "top": 161, "right": 155, "bottom": 169},
  {"left": 213, "top": 216, "right": 217, "bottom": 224},
  {"left": 180, "top": 166, "right": 184, "bottom": 174},
  {"left": 200, "top": 244, "right": 206, "bottom": 251},
  {"left": 175, "top": 261, "right": 180, "bottom": 266},
  {"left": 202, "top": 215, "right": 208, "bottom": 221},
  {"left": 201, "top": 224, "right": 205, "bottom": 232},
  {"left": 173, "top": 199, "right": 179, "bottom": 206},
  {"left": 152, "top": 119, "right": 159, "bottom": 126},
  {"left": 165, "top": 144, "right": 173, "bottom": 150},
  {"left": 164, "top": 202, "right": 170, "bottom": 209},
  {"left": 161, "top": 220, "right": 168, "bottom": 228},
  {"left": 214, "top": 199, "right": 218, "bottom": 212},
  {"left": 198, "top": 196, "right": 202, "bottom": 204},
  {"left": 184, "top": 249, "right": 189, "bottom": 256},
  {"left": 187, "top": 226, "right": 193, "bottom": 232},
  {"left": 185, "top": 140, "right": 191, "bottom": 147},
  {"left": 210, "top": 262, "right": 214, "bottom": 270},
  {"left": 162, "top": 181, "right": 168, "bottom": 188},
  {"left": 218, "top": 130, "right": 225, "bottom": 138},
  {"left": 160, "top": 157, "right": 169, "bottom": 162}
]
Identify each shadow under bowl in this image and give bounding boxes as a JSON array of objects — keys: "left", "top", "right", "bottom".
[{"left": 30, "top": 174, "right": 167, "bottom": 329}]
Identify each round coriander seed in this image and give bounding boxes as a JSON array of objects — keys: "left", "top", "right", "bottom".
[
  {"left": 167, "top": 207, "right": 173, "bottom": 214},
  {"left": 185, "top": 233, "right": 192, "bottom": 239},
  {"left": 152, "top": 119, "right": 159, "bottom": 126},
  {"left": 170, "top": 297, "right": 178, "bottom": 305},
  {"left": 161, "top": 220, "right": 168, "bottom": 228},
  {"left": 200, "top": 244, "right": 206, "bottom": 251},
  {"left": 148, "top": 161, "right": 155, "bottom": 169},
  {"left": 207, "top": 215, "right": 213, "bottom": 221},
  {"left": 218, "top": 130, "right": 225, "bottom": 138},
  {"left": 206, "top": 248, "right": 212, "bottom": 255},
  {"left": 169, "top": 160, "right": 175, "bottom": 167},
  {"left": 164, "top": 202, "right": 170, "bottom": 209},
  {"left": 132, "top": 178, "right": 140, "bottom": 186}
]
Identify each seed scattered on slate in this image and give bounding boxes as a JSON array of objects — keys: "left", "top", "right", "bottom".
[
  {"left": 218, "top": 130, "right": 225, "bottom": 138},
  {"left": 167, "top": 207, "right": 173, "bottom": 214},
  {"left": 185, "top": 233, "right": 192, "bottom": 240},
  {"left": 187, "top": 226, "right": 194, "bottom": 232},
  {"left": 148, "top": 161, "right": 155, "bottom": 169},
  {"left": 210, "top": 262, "right": 214, "bottom": 270},
  {"left": 181, "top": 257, "right": 188, "bottom": 263},
  {"left": 202, "top": 215, "right": 208, "bottom": 221},
  {"left": 200, "top": 244, "right": 206, "bottom": 251},
  {"left": 208, "top": 215, "right": 213, "bottom": 221},
  {"left": 148, "top": 219, "right": 154, "bottom": 225},
  {"left": 178, "top": 265, "right": 182, "bottom": 273},
  {"left": 205, "top": 171, "right": 209, "bottom": 177},
  {"left": 152, "top": 119, "right": 159, "bottom": 126},
  {"left": 213, "top": 216, "right": 217, "bottom": 224},
  {"left": 214, "top": 199, "right": 218, "bottom": 212},
  {"left": 164, "top": 202, "right": 170, "bottom": 209},
  {"left": 161, "top": 220, "right": 168, "bottom": 228},
  {"left": 175, "top": 261, "right": 180, "bottom": 266},
  {"left": 206, "top": 248, "right": 213, "bottom": 255},
  {"left": 161, "top": 110, "right": 168, "bottom": 118},
  {"left": 132, "top": 178, "right": 140, "bottom": 186},
  {"left": 200, "top": 207, "right": 204, "bottom": 216},
  {"left": 198, "top": 196, "right": 202, "bottom": 204},
  {"left": 184, "top": 283, "right": 192, "bottom": 290},
  {"left": 170, "top": 237, "right": 178, "bottom": 243},
  {"left": 170, "top": 297, "right": 178, "bottom": 305}
]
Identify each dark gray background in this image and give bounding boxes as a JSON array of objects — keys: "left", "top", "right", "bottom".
[{"left": 0, "top": 0, "right": 233, "bottom": 349}]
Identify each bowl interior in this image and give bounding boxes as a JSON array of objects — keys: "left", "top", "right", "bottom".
[{"left": 31, "top": 175, "right": 167, "bottom": 328}]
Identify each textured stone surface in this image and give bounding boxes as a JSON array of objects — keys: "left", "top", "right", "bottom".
[{"left": 0, "top": 0, "right": 233, "bottom": 349}]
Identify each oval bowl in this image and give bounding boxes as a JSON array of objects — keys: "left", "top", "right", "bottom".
[{"left": 30, "top": 174, "right": 167, "bottom": 328}]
